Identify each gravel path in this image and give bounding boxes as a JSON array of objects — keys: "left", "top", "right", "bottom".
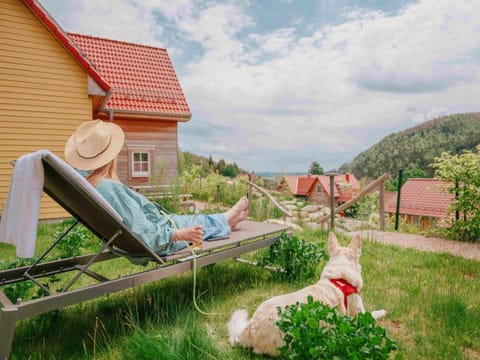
[{"left": 356, "top": 230, "right": 480, "bottom": 261}]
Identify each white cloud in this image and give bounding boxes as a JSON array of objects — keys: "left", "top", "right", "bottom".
[
  {"left": 41, "top": 0, "right": 165, "bottom": 47},
  {"left": 175, "top": 3, "right": 253, "bottom": 60},
  {"left": 40, "top": 0, "right": 480, "bottom": 172},
  {"left": 249, "top": 28, "right": 297, "bottom": 55},
  {"left": 426, "top": 107, "right": 451, "bottom": 120},
  {"left": 347, "top": 0, "right": 480, "bottom": 93},
  {"left": 178, "top": 0, "right": 480, "bottom": 171},
  {"left": 412, "top": 114, "right": 426, "bottom": 124},
  {"left": 412, "top": 106, "right": 451, "bottom": 124}
]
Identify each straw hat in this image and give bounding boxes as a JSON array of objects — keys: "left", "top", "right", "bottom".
[{"left": 65, "top": 119, "right": 125, "bottom": 170}]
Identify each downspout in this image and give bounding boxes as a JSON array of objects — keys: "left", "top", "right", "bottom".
[
  {"left": 108, "top": 109, "right": 114, "bottom": 122},
  {"left": 98, "top": 87, "right": 114, "bottom": 122}
]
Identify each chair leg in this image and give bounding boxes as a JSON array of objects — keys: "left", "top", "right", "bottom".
[{"left": 0, "top": 294, "right": 17, "bottom": 360}]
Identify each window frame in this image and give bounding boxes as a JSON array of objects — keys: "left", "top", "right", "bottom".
[{"left": 126, "top": 144, "right": 156, "bottom": 179}]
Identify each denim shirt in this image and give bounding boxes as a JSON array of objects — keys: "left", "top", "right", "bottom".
[{"left": 95, "top": 179, "right": 231, "bottom": 255}]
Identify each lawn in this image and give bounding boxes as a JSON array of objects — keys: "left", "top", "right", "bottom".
[{"left": 2, "top": 225, "right": 479, "bottom": 359}]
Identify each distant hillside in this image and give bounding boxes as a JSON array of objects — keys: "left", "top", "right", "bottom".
[
  {"left": 339, "top": 113, "right": 480, "bottom": 179},
  {"left": 178, "top": 150, "right": 248, "bottom": 178}
]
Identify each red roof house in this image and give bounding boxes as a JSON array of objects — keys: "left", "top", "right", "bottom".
[
  {"left": 276, "top": 173, "right": 360, "bottom": 206},
  {"left": 68, "top": 33, "right": 192, "bottom": 188},
  {"left": 68, "top": 34, "right": 191, "bottom": 118},
  {"left": 1, "top": 0, "right": 192, "bottom": 220},
  {"left": 384, "top": 178, "right": 454, "bottom": 228}
]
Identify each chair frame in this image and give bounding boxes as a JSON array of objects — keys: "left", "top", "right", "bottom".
[{"left": 0, "top": 152, "right": 290, "bottom": 359}]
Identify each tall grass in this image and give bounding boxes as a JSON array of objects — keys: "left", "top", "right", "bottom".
[{"left": 3, "top": 227, "right": 480, "bottom": 359}]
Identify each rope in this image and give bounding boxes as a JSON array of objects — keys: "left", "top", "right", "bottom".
[{"left": 159, "top": 208, "right": 220, "bottom": 316}]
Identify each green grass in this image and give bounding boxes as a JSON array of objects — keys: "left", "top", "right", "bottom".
[{"left": 2, "top": 226, "right": 480, "bottom": 359}]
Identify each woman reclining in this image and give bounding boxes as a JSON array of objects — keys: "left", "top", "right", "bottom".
[{"left": 64, "top": 119, "right": 249, "bottom": 255}]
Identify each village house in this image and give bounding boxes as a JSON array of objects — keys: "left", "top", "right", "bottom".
[
  {"left": 0, "top": 0, "right": 190, "bottom": 220},
  {"left": 384, "top": 178, "right": 454, "bottom": 229},
  {"left": 276, "top": 173, "right": 360, "bottom": 206},
  {"left": 68, "top": 33, "right": 191, "bottom": 190}
]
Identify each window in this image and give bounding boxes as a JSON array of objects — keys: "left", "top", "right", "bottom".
[
  {"left": 412, "top": 216, "right": 420, "bottom": 227},
  {"left": 317, "top": 186, "right": 322, "bottom": 193},
  {"left": 131, "top": 151, "right": 150, "bottom": 177},
  {"left": 126, "top": 141, "right": 155, "bottom": 181},
  {"left": 126, "top": 144, "right": 156, "bottom": 179}
]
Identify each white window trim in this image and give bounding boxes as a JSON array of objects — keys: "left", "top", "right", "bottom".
[
  {"left": 131, "top": 151, "right": 150, "bottom": 177},
  {"left": 127, "top": 144, "right": 156, "bottom": 178}
]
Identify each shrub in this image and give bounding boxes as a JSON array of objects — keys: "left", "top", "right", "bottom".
[
  {"left": 0, "top": 257, "right": 36, "bottom": 302},
  {"left": 54, "top": 221, "right": 95, "bottom": 258},
  {"left": 261, "top": 234, "right": 327, "bottom": 282},
  {"left": 431, "top": 145, "right": 480, "bottom": 242},
  {"left": 277, "top": 295, "right": 397, "bottom": 359}
]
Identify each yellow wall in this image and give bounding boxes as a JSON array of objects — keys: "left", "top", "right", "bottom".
[{"left": 0, "top": 0, "right": 94, "bottom": 220}]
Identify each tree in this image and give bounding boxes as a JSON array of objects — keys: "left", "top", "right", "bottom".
[
  {"left": 308, "top": 161, "right": 324, "bottom": 175},
  {"left": 216, "top": 159, "right": 226, "bottom": 174},
  {"left": 223, "top": 164, "right": 238, "bottom": 178},
  {"left": 431, "top": 145, "right": 480, "bottom": 242}
]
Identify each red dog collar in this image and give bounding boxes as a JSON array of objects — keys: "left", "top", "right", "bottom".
[{"left": 330, "top": 279, "right": 358, "bottom": 311}]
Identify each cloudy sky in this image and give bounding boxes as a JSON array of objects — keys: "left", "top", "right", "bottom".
[{"left": 39, "top": 0, "right": 480, "bottom": 173}]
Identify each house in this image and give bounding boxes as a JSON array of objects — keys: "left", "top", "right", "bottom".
[
  {"left": 68, "top": 33, "right": 191, "bottom": 189},
  {"left": 1, "top": 0, "right": 111, "bottom": 220},
  {"left": 384, "top": 178, "right": 454, "bottom": 229},
  {"left": 0, "top": 0, "right": 190, "bottom": 220},
  {"left": 276, "top": 173, "right": 360, "bottom": 206}
]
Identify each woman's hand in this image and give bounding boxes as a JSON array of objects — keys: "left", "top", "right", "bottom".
[{"left": 174, "top": 226, "right": 203, "bottom": 246}]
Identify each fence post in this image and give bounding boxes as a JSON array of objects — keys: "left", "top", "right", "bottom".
[
  {"left": 325, "top": 172, "right": 338, "bottom": 230},
  {"left": 379, "top": 178, "right": 385, "bottom": 231},
  {"left": 455, "top": 179, "right": 459, "bottom": 221},
  {"left": 394, "top": 169, "right": 403, "bottom": 231},
  {"left": 248, "top": 173, "right": 253, "bottom": 206},
  {"left": 216, "top": 184, "right": 221, "bottom": 203}
]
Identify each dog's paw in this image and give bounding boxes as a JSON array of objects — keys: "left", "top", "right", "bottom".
[{"left": 371, "top": 309, "right": 387, "bottom": 320}]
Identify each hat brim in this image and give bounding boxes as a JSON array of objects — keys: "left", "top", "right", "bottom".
[{"left": 64, "top": 122, "right": 125, "bottom": 171}]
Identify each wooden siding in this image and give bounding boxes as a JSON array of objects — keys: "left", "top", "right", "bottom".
[
  {"left": 0, "top": 0, "right": 93, "bottom": 220},
  {"left": 114, "top": 119, "right": 178, "bottom": 188},
  {"left": 308, "top": 190, "right": 330, "bottom": 206}
]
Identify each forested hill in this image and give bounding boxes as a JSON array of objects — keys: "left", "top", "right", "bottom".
[{"left": 339, "top": 113, "right": 480, "bottom": 179}]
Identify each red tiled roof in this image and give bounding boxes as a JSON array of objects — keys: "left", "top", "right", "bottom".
[
  {"left": 334, "top": 174, "right": 360, "bottom": 202},
  {"left": 317, "top": 175, "right": 339, "bottom": 198},
  {"left": 281, "top": 173, "right": 360, "bottom": 200},
  {"left": 282, "top": 175, "right": 317, "bottom": 195},
  {"left": 22, "top": 0, "right": 111, "bottom": 92},
  {"left": 296, "top": 177, "right": 318, "bottom": 195},
  {"left": 68, "top": 33, "right": 191, "bottom": 118},
  {"left": 385, "top": 178, "right": 454, "bottom": 218},
  {"left": 336, "top": 173, "right": 360, "bottom": 190},
  {"left": 316, "top": 174, "right": 359, "bottom": 199}
]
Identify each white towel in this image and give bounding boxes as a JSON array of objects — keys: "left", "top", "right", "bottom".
[{"left": 0, "top": 150, "right": 49, "bottom": 258}]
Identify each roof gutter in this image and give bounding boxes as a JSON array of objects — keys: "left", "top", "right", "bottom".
[{"left": 100, "top": 109, "right": 192, "bottom": 122}]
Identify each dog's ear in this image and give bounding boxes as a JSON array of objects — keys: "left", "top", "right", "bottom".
[
  {"left": 349, "top": 234, "right": 362, "bottom": 259},
  {"left": 327, "top": 232, "right": 340, "bottom": 254}
]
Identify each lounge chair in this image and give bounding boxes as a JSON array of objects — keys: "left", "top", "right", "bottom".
[{"left": 0, "top": 151, "right": 291, "bottom": 359}]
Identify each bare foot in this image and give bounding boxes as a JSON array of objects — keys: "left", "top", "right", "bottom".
[
  {"left": 225, "top": 196, "right": 249, "bottom": 223},
  {"left": 229, "top": 210, "right": 248, "bottom": 229},
  {"left": 233, "top": 196, "right": 249, "bottom": 212}
]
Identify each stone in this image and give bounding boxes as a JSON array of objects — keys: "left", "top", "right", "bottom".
[
  {"left": 308, "top": 211, "right": 323, "bottom": 221},
  {"left": 302, "top": 205, "right": 320, "bottom": 212}
]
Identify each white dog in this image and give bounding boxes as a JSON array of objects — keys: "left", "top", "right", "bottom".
[{"left": 227, "top": 232, "right": 386, "bottom": 357}]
